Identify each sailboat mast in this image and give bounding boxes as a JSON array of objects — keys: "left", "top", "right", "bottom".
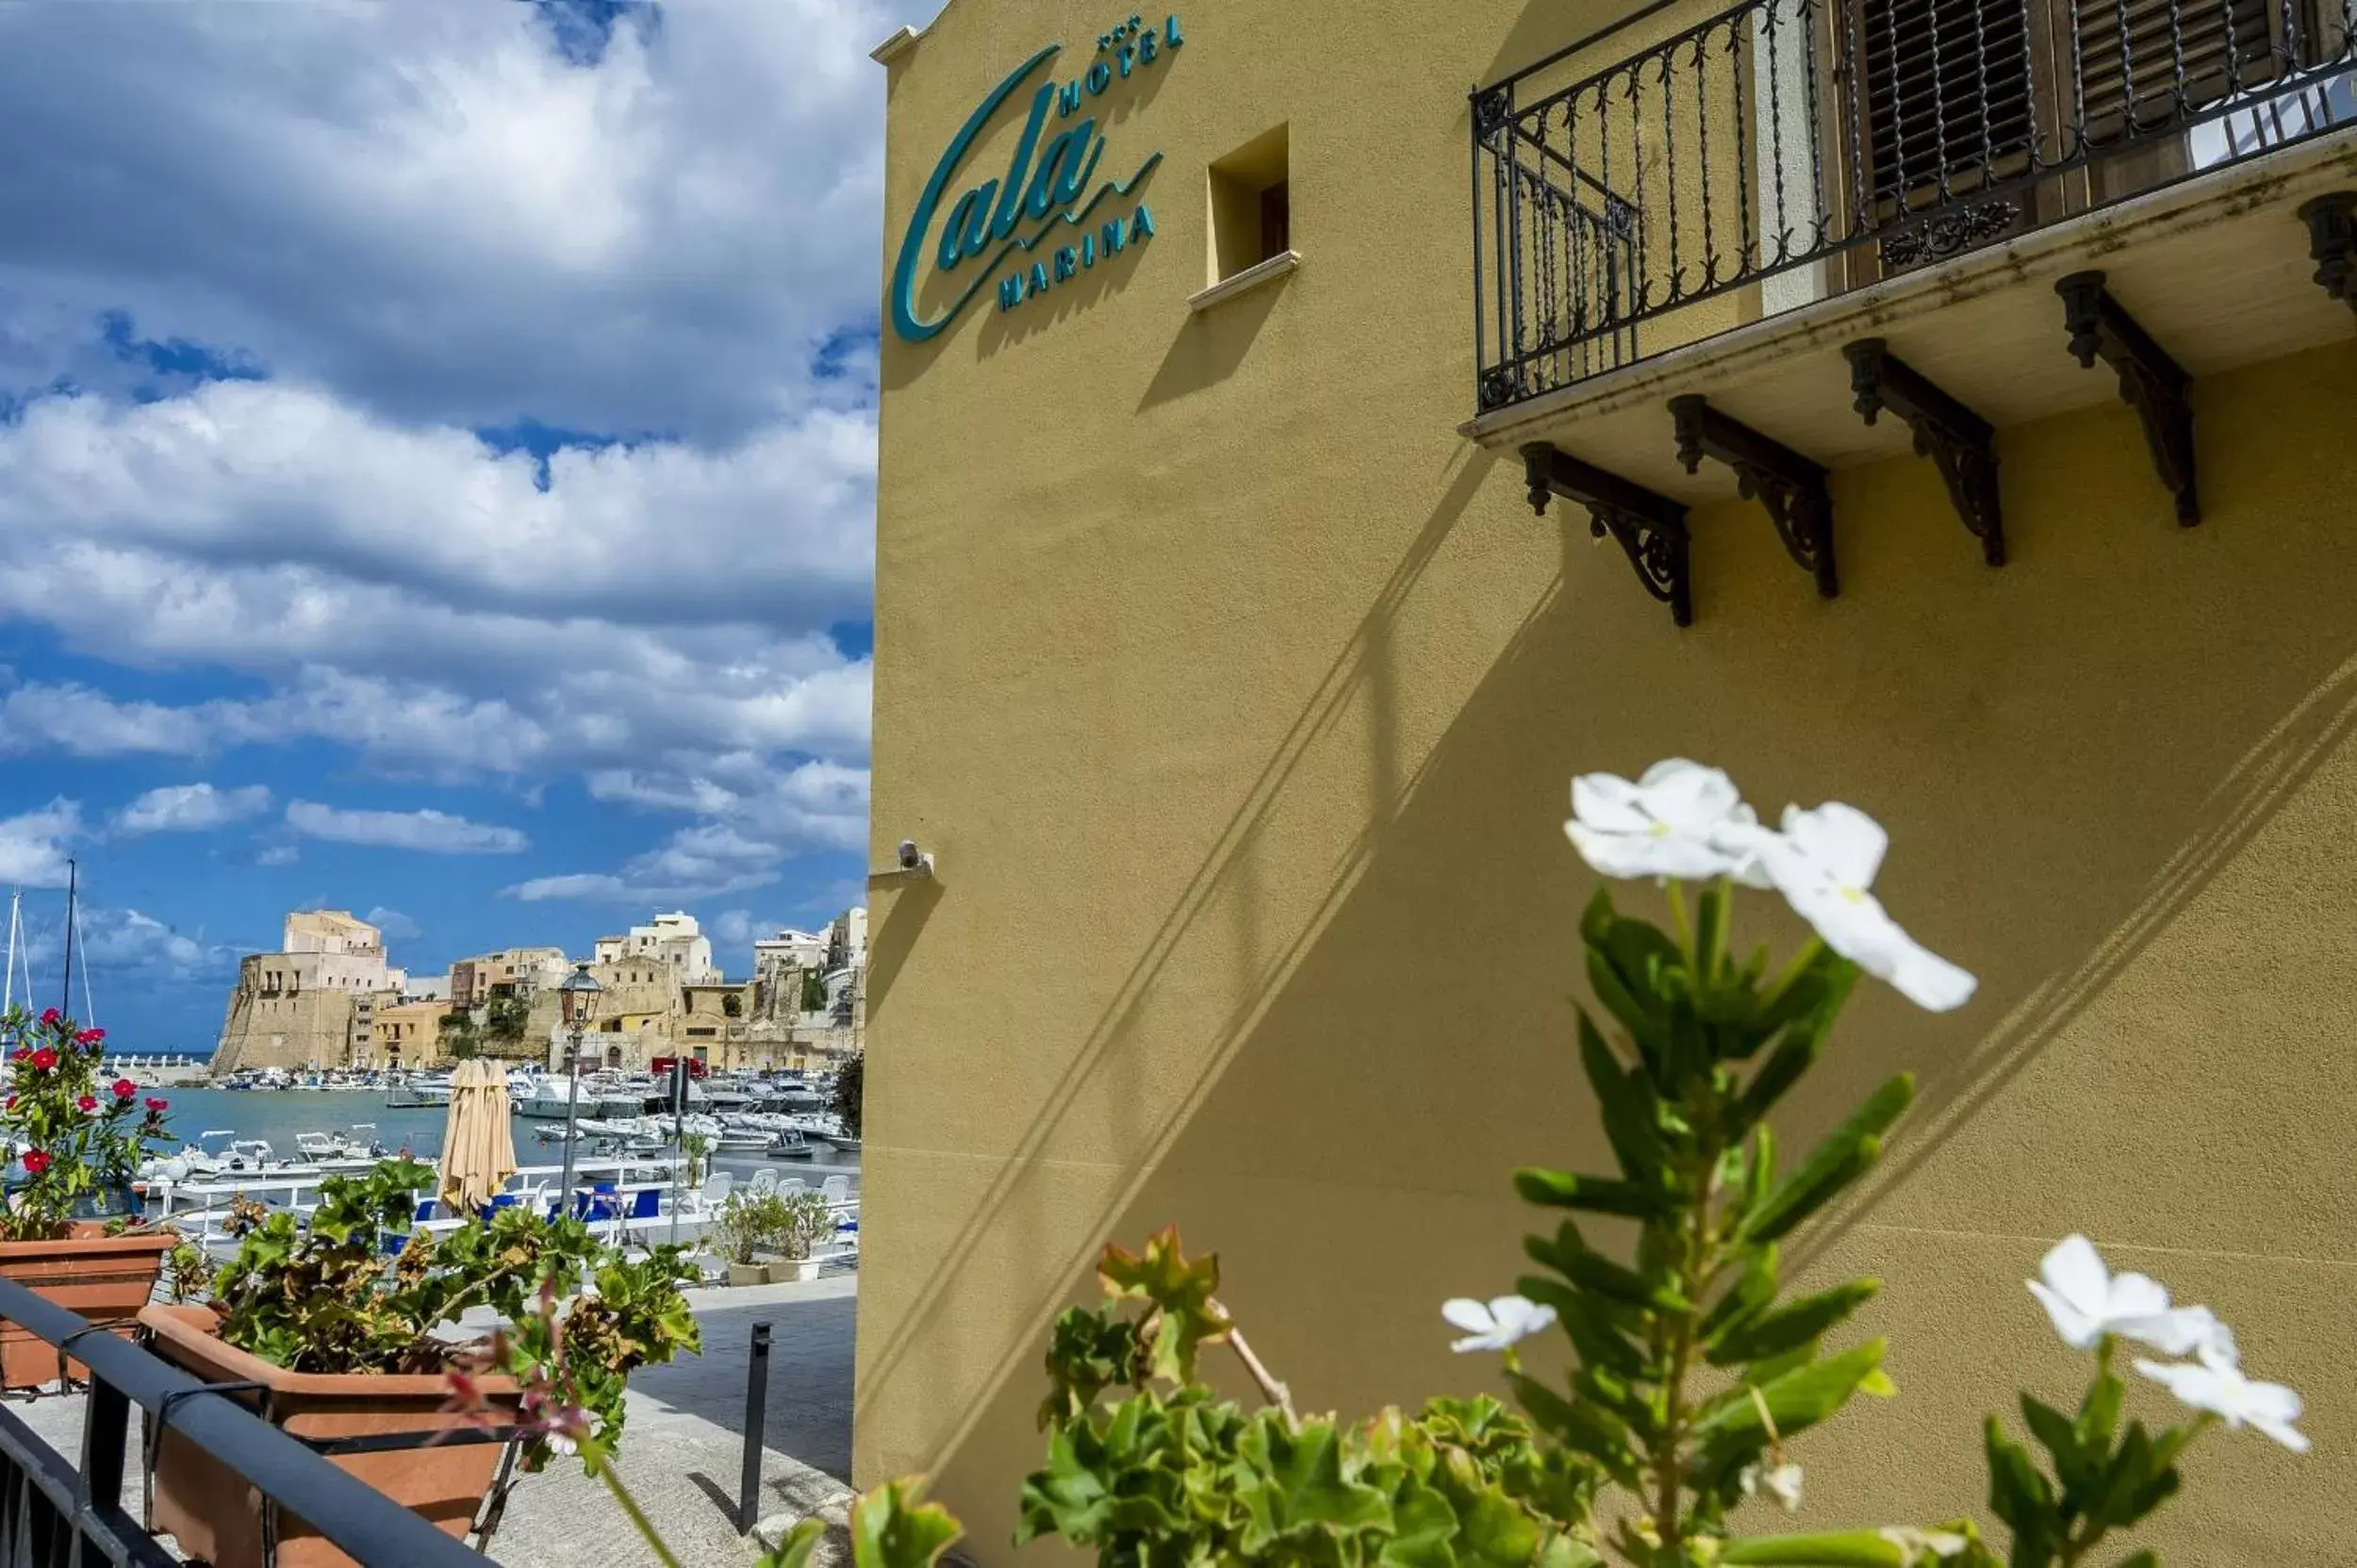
[
  {"left": 58, "top": 859, "right": 76, "bottom": 1019},
  {"left": 3, "top": 890, "right": 17, "bottom": 1015}
]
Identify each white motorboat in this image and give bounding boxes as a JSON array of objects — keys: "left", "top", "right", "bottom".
[
  {"left": 519, "top": 1076, "right": 589, "bottom": 1119},
  {"left": 767, "top": 1128, "right": 818, "bottom": 1161}
]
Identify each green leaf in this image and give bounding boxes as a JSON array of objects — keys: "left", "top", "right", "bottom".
[
  {"left": 1096, "top": 1227, "right": 1232, "bottom": 1383},
  {"left": 1983, "top": 1417, "right": 2058, "bottom": 1566},
  {"left": 1514, "top": 1168, "right": 1674, "bottom": 1220},
  {"left": 1741, "top": 1075, "right": 1914, "bottom": 1244},
  {"left": 1515, "top": 1276, "right": 1650, "bottom": 1378},
  {"left": 1375, "top": 1475, "right": 1458, "bottom": 1568},
  {"left": 1707, "top": 1279, "right": 1881, "bottom": 1366},
  {"left": 1696, "top": 881, "right": 1733, "bottom": 982},
  {"left": 753, "top": 1516, "right": 828, "bottom": 1568},
  {"left": 1586, "top": 949, "right": 1668, "bottom": 1067},
  {"left": 1235, "top": 1418, "right": 1392, "bottom": 1551},
  {"left": 849, "top": 1477, "right": 964, "bottom": 1568},
  {"left": 1548, "top": 1246, "right": 1691, "bottom": 1315},
  {"left": 1699, "top": 1244, "right": 1780, "bottom": 1343},
  {"left": 2020, "top": 1395, "right": 2096, "bottom": 1505},
  {"left": 1578, "top": 1011, "right": 1663, "bottom": 1180},
  {"left": 1732, "top": 1018, "right": 1831, "bottom": 1134},
  {"left": 1506, "top": 1374, "right": 1642, "bottom": 1488},
  {"left": 1692, "top": 1340, "right": 1887, "bottom": 1450},
  {"left": 2075, "top": 1364, "right": 2124, "bottom": 1456},
  {"left": 1721, "top": 1532, "right": 1906, "bottom": 1565}
]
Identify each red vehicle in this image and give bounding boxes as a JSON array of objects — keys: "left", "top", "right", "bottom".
[{"left": 649, "top": 1056, "right": 710, "bottom": 1080}]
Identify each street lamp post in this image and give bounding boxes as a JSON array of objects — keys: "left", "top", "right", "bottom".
[{"left": 557, "top": 963, "right": 603, "bottom": 1217}]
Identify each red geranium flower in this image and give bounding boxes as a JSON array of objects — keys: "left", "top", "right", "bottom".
[
  {"left": 38, "top": 1009, "right": 59, "bottom": 1027},
  {"left": 21, "top": 1149, "right": 50, "bottom": 1176},
  {"left": 75, "top": 1028, "right": 104, "bottom": 1046},
  {"left": 3, "top": 1097, "right": 13, "bottom": 1112},
  {"left": 28, "top": 1049, "right": 57, "bottom": 1072},
  {"left": 113, "top": 1079, "right": 137, "bottom": 1098},
  {"left": 8, "top": 1048, "right": 25, "bottom": 1063},
  {"left": 145, "top": 1098, "right": 170, "bottom": 1114},
  {"left": 76, "top": 1095, "right": 98, "bottom": 1113}
]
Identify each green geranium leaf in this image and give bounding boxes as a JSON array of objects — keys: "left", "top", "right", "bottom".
[
  {"left": 849, "top": 1477, "right": 963, "bottom": 1568},
  {"left": 1096, "top": 1227, "right": 1232, "bottom": 1383},
  {"left": 1235, "top": 1418, "right": 1392, "bottom": 1553}
]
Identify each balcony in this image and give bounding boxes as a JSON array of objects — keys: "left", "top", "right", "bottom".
[{"left": 1466, "top": 0, "right": 2357, "bottom": 619}]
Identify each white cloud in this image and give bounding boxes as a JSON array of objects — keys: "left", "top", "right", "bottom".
[
  {"left": 0, "top": 0, "right": 883, "bottom": 923},
  {"left": 115, "top": 782, "right": 271, "bottom": 834},
  {"left": 0, "top": 800, "right": 80, "bottom": 887},
  {"left": 514, "top": 759, "right": 866, "bottom": 901},
  {"left": 0, "top": 0, "right": 890, "bottom": 444},
  {"left": 286, "top": 801, "right": 529, "bottom": 855},
  {"left": 74, "top": 907, "right": 242, "bottom": 985},
  {"left": 364, "top": 906, "right": 422, "bottom": 943}
]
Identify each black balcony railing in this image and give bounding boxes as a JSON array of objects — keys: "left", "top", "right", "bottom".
[
  {"left": 0, "top": 1277, "right": 495, "bottom": 1568},
  {"left": 1472, "top": 0, "right": 2357, "bottom": 408}
]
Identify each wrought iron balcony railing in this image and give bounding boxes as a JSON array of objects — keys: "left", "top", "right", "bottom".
[{"left": 1471, "top": 0, "right": 2357, "bottom": 409}]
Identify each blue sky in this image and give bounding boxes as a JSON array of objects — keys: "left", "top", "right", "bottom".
[{"left": 0, "top": 0, "right": 892, "bottom": 1046}]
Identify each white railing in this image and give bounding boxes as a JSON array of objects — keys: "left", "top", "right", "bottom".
[{"left": 143, "top": 1156, "right": 860, "bottom": 1270}]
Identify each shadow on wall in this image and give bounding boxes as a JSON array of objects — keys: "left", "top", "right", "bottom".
[
  {"left": 870, "top": 336, "right": 2357, "bottom": 1561},
  {"left": 865, "top": 875, "right": 944, "bottom": 1025},
  {"left": 1137, "top": 267, "right": 1291, "bottom": 410}
]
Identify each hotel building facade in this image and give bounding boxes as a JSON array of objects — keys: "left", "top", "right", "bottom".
[{"left": 860, "top": 0, "right": 2357, "bottom": 1557}]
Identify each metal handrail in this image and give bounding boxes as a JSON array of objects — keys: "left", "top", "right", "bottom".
[{"left": 0, "top": 1275, "right": 494, "bottom": 1567}]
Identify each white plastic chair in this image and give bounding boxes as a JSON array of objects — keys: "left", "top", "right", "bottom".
[
  {"left": 819, "top": 1175, "right": 849, "bottom": 1205},
  {"left": 746, "top": 1168, "right": 779, "bottom": 1198},
  {"left": 701, "top": 1171, "right": 735, "bottom": 1210},
  {"left": 781, "top": 1177, "right": 808, "bottom": 1195}
]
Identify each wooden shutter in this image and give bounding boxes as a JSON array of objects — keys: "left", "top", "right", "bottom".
[
  {"left": 1861, "top": 0, "right": 2039, "bottom": 214},
  {"left": 2075, "top": 0, "right": 2280, "bottom": 144}
]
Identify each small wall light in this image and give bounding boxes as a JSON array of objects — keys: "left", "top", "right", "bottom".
[{"left": 892, "top": 839, "right": 935, "bottom": 879}]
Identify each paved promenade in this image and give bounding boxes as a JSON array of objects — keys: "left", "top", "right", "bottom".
[
  {"left": 7, "top": 1275, "right": 859, "bottom": 1567},
  {"left": 494, "top": 1275, "right": 858, "bottom": 1566}
]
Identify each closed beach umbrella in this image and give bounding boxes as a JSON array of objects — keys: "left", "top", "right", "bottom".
[{"left": 437, "top": 1060, "right": 517, "bottom": 1214}]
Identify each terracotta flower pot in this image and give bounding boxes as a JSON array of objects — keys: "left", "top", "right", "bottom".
[
  {"left": 0, "top": 1226, "right": 174, "bottom": 1390},
  {"left": 140, "top": 1304, "right": 521, "bottom": 1568}
]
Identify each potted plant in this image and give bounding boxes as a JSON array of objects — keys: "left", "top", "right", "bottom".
[
  {"left": 140, "top": 1159, "right": 699, "bottom": 1568},
  {"left": 681, "top": 1131, "right": 713, "bottom": 1189},
  {"left": 0, "top": 1006, "right": 176, "bottom": 1390},
  {"left": 764, "top": 1189, "right": 836, "bottom": 1283},
  {"left": 711, "top": 1190, "right": 774, "bottom": 1286}
]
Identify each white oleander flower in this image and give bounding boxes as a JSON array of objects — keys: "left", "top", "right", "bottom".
[
  {"left": 1442, "top": 1295, "right": 1558, "bottom": 1353},
  {"left": 2027, "top": 1235, "right": 2223, "bottom": 1357},
  {"left": 1565, "top": 760, "right": 1771, "bottom": 884},
  {"left": 1739, "top": 1460, "right": 1805, "bottom": 1513},
  {"left": 2134, "top": 1352, "right": 2309, "bottom": 1453},
  {"left": 1739, "top": 802, "right": 1977, "bottom": 1012}
]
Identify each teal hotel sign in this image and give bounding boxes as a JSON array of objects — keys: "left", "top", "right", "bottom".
[{"left": 887, "top": 14, "right": 1181, "bottom": 342}]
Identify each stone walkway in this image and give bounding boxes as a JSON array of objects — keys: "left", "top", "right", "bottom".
[
  {"left": 491, "top": 1276, "right": 858, "bottom": 1566},
  {"left": 4, "top": 1275, "right": 859, "bottom": 1567}
]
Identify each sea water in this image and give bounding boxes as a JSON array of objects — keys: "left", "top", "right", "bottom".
[{"left": 145, "top": 1088, "right": 862, "bottom": 1185}]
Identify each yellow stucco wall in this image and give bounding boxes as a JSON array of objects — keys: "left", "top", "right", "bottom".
[{"left": 863, "top": 1, "right": 2357, "bottom": 1560}]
